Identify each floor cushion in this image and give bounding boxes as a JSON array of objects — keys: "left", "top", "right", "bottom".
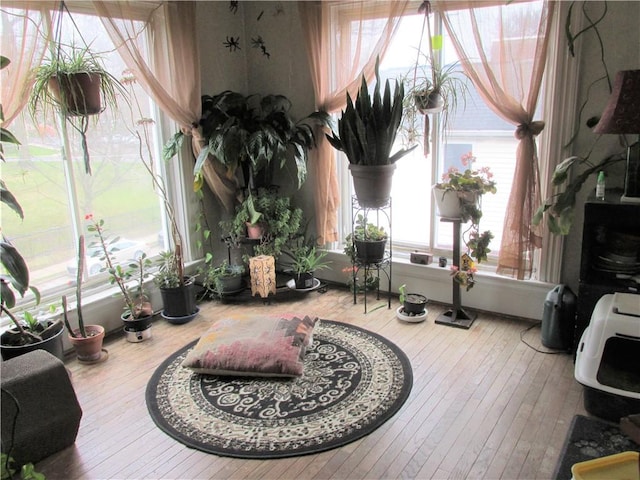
[{"left": 182, "top": 314, "right": 318, "bottom": 377}]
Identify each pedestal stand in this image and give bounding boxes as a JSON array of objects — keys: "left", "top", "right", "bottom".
[{"left": 435, "top": 217, "right": 476, "bottom": 329}]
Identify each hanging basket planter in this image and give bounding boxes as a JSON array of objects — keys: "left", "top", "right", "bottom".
[
  {"left": 48, "top": 72, "right": 102, "bottom": 116},
  {"left": 415, "top": 91, "right": 444, "bottom": 115}
]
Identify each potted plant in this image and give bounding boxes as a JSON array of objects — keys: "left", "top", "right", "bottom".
[
  {"left": 532, "top": 134, "right": 631, "bottom": 235},
  {"left": 164, "top": 91, "right": 330, "bottom": 194},
  {"left": 84, "top": 214, "right": 155, "bottom": 339},
  {"left": 201, "top": 260, "right": 245, "bottom": 297},
  {"left": 61, "top": 235, "right": 105, "bottom": 361},
  {"left": 222, "top": 187, "right": 304, "bottom": 262},
  {"left": 398, "top": 284, "right": 428, "bottom": 315},
  {"left": 433, "top": 152, "right": 496, "bottom": 289},
  {"left": 0, "top": 66, "right": 65, "bottom": 362},
  {"left": 344, "top": 214, "right": 388, "bottom": 264},
  {"left": 326, "top": 57, "right": 417, "bottom": 208},
  {"left": 397, "top": 283, "right": 428, "bottom": 322},
  {"left": 284, "top": 245, "right": 331, "bottom": 289},
  {"left": 28, "top": 45, "right": 126, "bottom": 175},
  {"left": 154, "top": 251, "right": 198, "bottom": 322}
]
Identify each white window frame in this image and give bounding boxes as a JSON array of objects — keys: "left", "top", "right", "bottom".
[{"left": 0, "top": 3, "right": 198, "bottom": 328}]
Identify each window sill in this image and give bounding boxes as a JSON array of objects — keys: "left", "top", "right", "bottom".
[{"left": 320, "top": 250, "right": 554, "bottom": 320}]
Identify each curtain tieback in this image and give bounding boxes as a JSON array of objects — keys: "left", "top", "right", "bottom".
[
  {"left": 515, "top": 121, "right": 545, "bottom": 139},
  {"left": 180, "top": 123, "right": 202, "bottom": 140}
]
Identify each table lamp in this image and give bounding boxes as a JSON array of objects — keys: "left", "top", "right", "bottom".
[{"left": 593, "top": 69, "right": 640, "bottom": 203}]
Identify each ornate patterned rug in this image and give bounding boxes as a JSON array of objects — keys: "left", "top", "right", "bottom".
[
  {"left": 553, "top": 414, "right": 639, "bottom": 480},
  {"left": 145, "top": 320, "right": 413, "bottom": 458}
]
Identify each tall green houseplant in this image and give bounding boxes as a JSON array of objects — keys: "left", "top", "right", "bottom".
[{"left": 326, "top": 57, "right": 416, "bottom": 207}]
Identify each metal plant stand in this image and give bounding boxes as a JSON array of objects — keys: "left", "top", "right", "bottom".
[{"left": 351, "top": 196, "right": 392, "bottom": 313}]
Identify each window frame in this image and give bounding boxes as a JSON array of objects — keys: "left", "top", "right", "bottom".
[
  {"left": 0, "top": 2, "right": 196, "bottom": 320},
  {"left": 329, "top": 0, "right": 566, "bottom": 284}
]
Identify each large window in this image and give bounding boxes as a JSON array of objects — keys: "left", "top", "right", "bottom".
[
  {"left": 333, "top": 1, "right": 550, "bottom": 277},
  {"left": 1, "top": 6, "right": 171, "bottom": 310}
]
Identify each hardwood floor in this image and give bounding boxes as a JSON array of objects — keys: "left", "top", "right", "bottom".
[{"left": 37, "top": 285, "right": 586, "bottom": 479}]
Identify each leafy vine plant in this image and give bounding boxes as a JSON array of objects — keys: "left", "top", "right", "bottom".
[{"left": 533, "top": 1, "right": 628, "bottom": 235}]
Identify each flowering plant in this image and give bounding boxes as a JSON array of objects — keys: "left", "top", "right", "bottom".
[
  {"left": 436, "top": 151, "right": 497, "bottom": 196},
  {"left": 85, "top": 214, "right": 152, "bottom": 318},
  {"left": 450, "top": 264, "right": 476, "bottom": 291}
]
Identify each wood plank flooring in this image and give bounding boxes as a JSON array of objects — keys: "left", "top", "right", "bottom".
[{"left": 36, "top": 285, "right": 586, "bottom": 479}]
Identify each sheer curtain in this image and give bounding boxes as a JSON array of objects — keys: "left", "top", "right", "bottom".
[
  {"left": 94, "top": 1, "right": 237, "bottom": 212},
  {"left": 0, "top": 2, "right": 56, "bottom": 126},
  {"left": 435, "top": 0, "right": 556, "bottom": 279},
  {"left": 298, "top": 1, "right": 409, "bottom": 245}
]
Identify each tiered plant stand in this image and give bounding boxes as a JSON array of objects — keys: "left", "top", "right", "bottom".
[
  {"left": 435, "top": 217, "right": 476, "bottom": 329},
  {"left": 351, "top": 196, "right": 392, "bottom": 313}
]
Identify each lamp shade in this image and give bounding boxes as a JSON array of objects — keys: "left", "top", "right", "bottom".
[{"left": 593, "top": 70, "right": 640, "bottom": 135}]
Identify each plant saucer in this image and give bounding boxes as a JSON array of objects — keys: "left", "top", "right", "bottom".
[{"left": 396, "top": 306, "right": 428, "bottom": 323}]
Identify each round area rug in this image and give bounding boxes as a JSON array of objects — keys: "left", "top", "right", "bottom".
[{"left": 146, "top": 320, "right": 412, "bottom": 458}]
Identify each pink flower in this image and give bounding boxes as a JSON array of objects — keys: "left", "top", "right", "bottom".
[{"left": 85, "top": 213, "right": 93, "bottom": 221}]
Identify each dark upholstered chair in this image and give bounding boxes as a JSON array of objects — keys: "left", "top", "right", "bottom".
[{"left": 1, "top": 350, "right": 82, "bottom": 466}]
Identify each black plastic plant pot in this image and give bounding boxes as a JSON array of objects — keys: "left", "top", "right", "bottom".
[
  {"left": 121, "top": 313, "right": 153, "bottom": 332},
  {"left": 0, "top": 321, "right": 65, "bottom": 362},
  {"left": 403, "top": 293, "right": 428, "bottom": 315},
  {"left": 355, "top": 239, "right": 387, "bottom": 263},
  {"left": 295, "top": 272, "right": 315, "bottom": 289},
  {"left": 160, "top": 279, "right": 197, "bottom": 318}
]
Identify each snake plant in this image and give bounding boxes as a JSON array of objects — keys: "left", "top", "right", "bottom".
[{"left": 326, "top": 57, "right": 416, "bottom": 165}]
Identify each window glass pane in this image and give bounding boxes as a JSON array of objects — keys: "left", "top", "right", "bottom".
[
  {"left": 1, "top": 9, "right": 165, "bottom": 306},
  {"left": 375, "top": 11, "right": 522, "bottom": 261}
]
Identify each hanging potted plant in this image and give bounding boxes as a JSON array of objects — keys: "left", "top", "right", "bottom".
[
  {"left": 326, "top": 57, "right": 417, "bottom": 208},
  {"left": 399, "top": 2, "right": 470, "bottom": 157},
  {"left": 61, "top": 235, "right": 105, "bottom": 362},
  {"left": 28, "top": 44, "right": 126, "bottom": 174}
]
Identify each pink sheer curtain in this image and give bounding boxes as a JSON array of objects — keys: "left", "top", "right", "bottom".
[
  {"left": 0, "top": 2, "right": 56, "bottom": 126},
  {"left": 435, "top": 0, "right": 556, "bottom": 279},
  {"left": 94, "top": 1, "right": 200, "bottom": 133},
  {"left": 298, "top": 1, "right": 409, "bottom": 245},
  {"left": 93, "top": 2, "right": 240, "bottom": 211}
]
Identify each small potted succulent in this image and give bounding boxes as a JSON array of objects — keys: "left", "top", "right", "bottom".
[
  {"left": 201, "top": 260, "right": 246, "bottom": 297},
  {"left": 344, "top": 214, "right": 388, "bottom": 264},
  {"left": 396, "top": 284, "right": 428, "bottom": 323},
  {"left": 398, "top": 284, "right": 428, "bottom": 315}
]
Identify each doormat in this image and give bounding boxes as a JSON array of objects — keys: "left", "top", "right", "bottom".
[
  {"left": 146, "top": 320, "right": 412, "bottom": 458},
  {"left": 553, "top": 414, "right": 639, "bottom": 480}
]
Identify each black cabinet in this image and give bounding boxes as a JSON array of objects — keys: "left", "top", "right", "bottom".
[{"left": 576, "top": 191, "right": 640, "bottom": 349}]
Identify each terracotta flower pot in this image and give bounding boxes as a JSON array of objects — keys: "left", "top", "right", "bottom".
[
  {"left": 246, "top": 222, "right": 264, "bottom": 239},
  {"left": 69, "top": 325, "right": 105, "bottom": 362}
]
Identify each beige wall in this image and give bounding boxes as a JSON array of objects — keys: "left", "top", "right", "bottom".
[{"left": 560, "top": 1, "right": 640, "bottom": 291}]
